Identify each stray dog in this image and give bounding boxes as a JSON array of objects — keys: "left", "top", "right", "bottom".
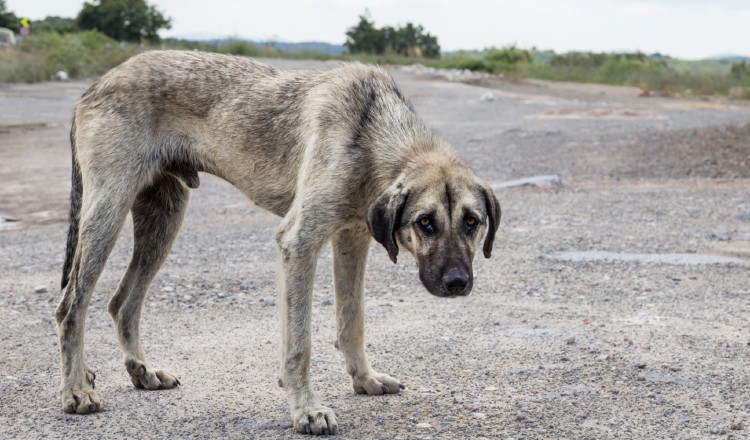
[{"left": 56, "top": 51, "right": 501, "bottom": 435}]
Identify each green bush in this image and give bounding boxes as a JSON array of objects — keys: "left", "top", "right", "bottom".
[{"left": 217, "top": 40, "right": 263, "bottom": 57}]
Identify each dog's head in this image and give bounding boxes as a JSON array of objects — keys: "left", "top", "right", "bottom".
[{"left": 367, "top": 156, "right": 501, "bottom": 297}]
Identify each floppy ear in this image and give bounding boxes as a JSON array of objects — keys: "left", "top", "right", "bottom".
[
  {"left": 482, "top": 186, "right": 501, "bottom": 258},
  {"left": 367, "top": 187, "right": 409, "bottom": 264}
]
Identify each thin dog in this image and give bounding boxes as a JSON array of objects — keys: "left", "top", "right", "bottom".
[{"left": 56, "top": 51, "right": 501, "bottom": 435}]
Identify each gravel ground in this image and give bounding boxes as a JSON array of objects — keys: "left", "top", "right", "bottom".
[{"left": 1, "top": 60, "right": 749, "bottom": 439}]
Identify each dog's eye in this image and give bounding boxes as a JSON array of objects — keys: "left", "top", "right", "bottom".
[
  {"left": 464, "top": 216, "right": 479, "bottom": 234},
  {"left": 416, "top": 216, "right": 434, "bottom": 233}
]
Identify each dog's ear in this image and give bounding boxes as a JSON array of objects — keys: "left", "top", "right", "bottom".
[
  {"left": 367, "top": 187, "right": 409, "bottom": 264},
  {"left": 481, "top": 186, "right": 501, "bottom": 258}
]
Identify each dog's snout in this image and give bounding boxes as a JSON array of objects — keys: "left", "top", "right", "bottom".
[{"left": 443, "top": 269, "right": 469, "bottom": 295}]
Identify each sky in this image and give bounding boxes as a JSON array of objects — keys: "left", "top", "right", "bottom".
[{"left": 9, "top": 0, "right": 750, "bottom": 59}]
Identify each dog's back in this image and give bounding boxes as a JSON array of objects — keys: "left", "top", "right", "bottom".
[{"left": 74, "top": 51, "right": 423, "bottom": 216}]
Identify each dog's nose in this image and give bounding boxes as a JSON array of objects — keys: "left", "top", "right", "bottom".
[{"left": 443, "top": 269, "right": 469, "bottom": 295}]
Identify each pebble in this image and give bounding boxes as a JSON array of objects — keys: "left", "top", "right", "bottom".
[
  {"left": 34, "top": 285, "right": 48, "bottom": 294},
  {"left": 566, "top": 336, "right": 576, "bottom": 345},
  {"left": 261, "top": 299, "right": 276, "bottom": 307},
  {"left": 471, "top": 412, "right": 487, "bottom": 419},
  {"left": 162, "top": 286, "right": 174, "bottom": 292},
  {"left": 635, "top": 362, "right": 647, "bottom": 369},
  {"left": 415, "top": 422, "right": 431, "bottom": 429},
  {"left": 479, "top": 92, "right": 496, "bottom": 102},
  {"left": 320, "top": 299, "right": 333, "bottom": 306},
  {"left": 730, "top": 421, "right": 744, "bottom": 431}
]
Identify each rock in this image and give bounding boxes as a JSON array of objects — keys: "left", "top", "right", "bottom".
[
  {"left": 566, "top": 336, "right": 576, "bottom": 345},
  {"left": 560, "top": 384, "right": 590, "bottom": 396},
  {"left": 479, "top": 92, "right": 496, "bottom": 102},
  {"left": 261, "top": 298, "right": 276, "bottom": 307},
  {"left": 54, "top": 71, "right": 69, "bottom": 81},
  {"left": 730, "top": 421, "right": 744, "bottom": 431},
  {"left": 321, "top": 299, "right": 333, "bottom": 306},
  {"left": 491, "top": 175, "right": 562, "bottom": 191},
  {"left": 471, "top": 412, "right": 487, "bottom": 419},
  {"left": 162, "top": 286, "right": 174, "bottom": 292},
  {"left": 635, "top": 362, "right": 647, "bottom": 369},
  {"left": 415, "top": 422, "right": 431, "bottom": 429},
  {"left": 34, "top": 285, "right": 48, "bottom": 294}
]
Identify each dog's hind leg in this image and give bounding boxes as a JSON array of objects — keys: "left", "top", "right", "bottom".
[
  {"left": 57, "top": 180, "right": 136, "bottom": 414},
  {"left": 331, "top": 226, "right": 403, "bottom": 395},
  {"left": 108, "top": 173, "right": 189, "bottom": 390}
]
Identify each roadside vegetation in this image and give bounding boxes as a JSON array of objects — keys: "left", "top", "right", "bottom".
[{"left": 1, "top": 1, "right": 748, "bottom": 98}]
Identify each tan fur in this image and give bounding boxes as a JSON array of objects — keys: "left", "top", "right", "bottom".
[{"left": 55, "top": 51, "right": 500, "bottom": 435}]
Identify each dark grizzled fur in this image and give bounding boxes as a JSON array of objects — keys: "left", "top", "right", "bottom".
[{"left": 61, "top": 116, "right": 82, "bottom": 291}]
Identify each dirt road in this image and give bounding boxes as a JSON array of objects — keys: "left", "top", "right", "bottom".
[{"left": 1, "top": 59, "right": 749, "bottom": 439}]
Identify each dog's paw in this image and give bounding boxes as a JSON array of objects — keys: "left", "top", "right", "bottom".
[
  {"left": 125, "top": 357, "right": 180, "bottom": 390},
  {"left": 61, "top": 386, "right": 101, "bottom": 414},
  {"left": 292, "top": 405, "right": 338, "bottom": 435},
  {"left": 352, "top": 371, "right": 403, "bottom": 395}
]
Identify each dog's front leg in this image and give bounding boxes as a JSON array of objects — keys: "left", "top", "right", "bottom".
[
  {"left": 332, "top": 226, "right": 403, "bottom": 395},
  {"left": 276, "top": 220, "right": 338, "bottom": 436}
]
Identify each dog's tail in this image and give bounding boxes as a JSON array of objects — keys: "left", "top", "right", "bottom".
[{"left": 61, "top": 115, "right": 83, "bottom": 291}]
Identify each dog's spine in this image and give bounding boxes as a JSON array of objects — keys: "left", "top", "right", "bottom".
[{"left": 61, "top": 115, "right": 82, "bottom": 290}]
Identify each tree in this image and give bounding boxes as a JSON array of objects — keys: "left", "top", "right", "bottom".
[
  {"left": 344, "top": 12, "right": 386, "bottom": 55},
  {"left": 0, "top": 0, "right": 19, "bottom": 30},
  {"left": 345, "top": 12, "right": 440, "bottom": 58},
  {"left": 77, "top": 0, "right": 171, "bottom": 43}
]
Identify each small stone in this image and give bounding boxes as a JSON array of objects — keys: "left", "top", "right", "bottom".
[
  {"left": 484, "top": 386, "right": 497, "bottom": 392},
  {"left": 262, "top": 299, "right": 276, "bottom": 307},
  {"left": 709, "top": 427, "right": 726, "bottom": 435},
  {"left": 182, "top": 294, "right": 192, "bottom": 301},
  {"left": 635, "top": 375, "right": 646, "bottom": 382},
  {"left": 566, "top": 336, "right": 576, "bottom": 345},
  {"left": 162, "top": 286, "right": 174, "bottom": 292},
  {"left": 416, "top": 422, "right": 431, "bottom": 429},
  {"left": 635, "top": 362, "right": 647, "bottom": 369},
  {"left": 730, "top": 421, "right": 744, "bottom": 431},
  {"left": 321, "top": 299, "right": 333, "bottom": 306},
  {"left": 479, "top": 92, "right": 496, "bottom": 102},
  {"left": 471, "top": 412, "right": 487, "bottom": 419},
  {"left": 34, "top": 285, "right": 48, "bottom": 294}
]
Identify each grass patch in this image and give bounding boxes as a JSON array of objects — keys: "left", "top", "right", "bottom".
[
  {"left": 1, "top": 31, "right": 139, "bottom": 82},
  {"left": 2, "top": 33, "right": 749, "bottom": 98}
]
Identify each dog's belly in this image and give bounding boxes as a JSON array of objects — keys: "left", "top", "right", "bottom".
[{"left": 190, "top": 135, "right": 301, "bottom": 218}]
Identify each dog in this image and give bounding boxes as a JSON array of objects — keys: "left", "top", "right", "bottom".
[{"left": 56, "top": 50, "right": 501, "bottom": 435}]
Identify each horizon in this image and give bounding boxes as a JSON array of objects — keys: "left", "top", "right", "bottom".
[{"left": 9, "top": 0, "right": 750, "bottom": 61}]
